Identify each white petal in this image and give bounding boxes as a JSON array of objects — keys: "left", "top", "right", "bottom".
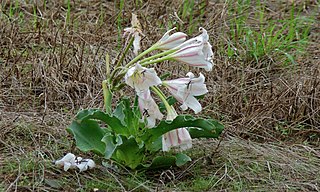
[
  {"left": 183, "top": 96, "right": 202, "bottom": 114},
  {"left": 55, "top": 153, "right": 76, "bottom": 166},
  {"left": 186, "top": 72, "right": 195, "bottom": 78},
  {"left": 76, "top": 159, "right": 95, "bottom": 172},
  {"left": 125, "top": 64, "right": 162, "bottom": 92},
  {"left": 162, "top": 128, "right": 192, "bottom": 151},
  {"left": 180, "top": 103, "right": 188, "bottom": 111},
  {"left": 190, "top": 84, "right": 208, "bottom": 96},
  {"left": 203, "top": 42, "right": 213, "bottom": 61},
  {"left": 137, "top": 89, "right": 163, "bottom": 128},
  {"left": 146, "top": 117, "right": 156, "bottom": 128},
  {"left": 86, "top": 159, "right": 96, "bottom": 169},
  {"left": 167, "top": 27, "right": 213, "bottom": 71},
  {"left": 133, "top": 32, "right": 141, "bottom": 56},
  {"left": 199, "top": 27, "right": 209, "bottom": 42},
  {"left": 164, "top": 73, "right": 207, "bottom": 113},
  {"left": 162, "top": 136, "right": 170, "bottom": 152},
  {"left": 159, "top": 32, "right": 187, "bottom": 50},
  {"left": 76, "top": 163, "right": 88, "bottom": 172},
  {"left": 157, "top": 28, "right": 187, "bottom": 50},
  {"left": 63, "top": 162, "right": 73, "bottom": 171},
  {"left": 159, "top": 28, "right": 176, "bottom": 42},
  {"left": 177, "top": 128, "right": 192, "bottom": 150},
  {"left": 162, "top": 129, "right": 179, "bottom": 151},
  {"left": 171, "top": 43, "right": 213, "bottom": 71}
]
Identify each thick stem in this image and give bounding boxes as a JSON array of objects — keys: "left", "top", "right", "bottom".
[
  {"left": 140, "top": 55, "right": 172, "bottom": 67},
  {"left": 102, "top": 80, "right": 112, "bottom": 114},
  {"left": 111, "top": 54, "right": 172, "bottom": 89},
  {"left": 109, "top": 43, "right": 159, "bottom": 89},
  {"left": 139, "top": 49, "right": 176, "bottom": 64},
  {"left": 108, "top": 37, "right": 134, "bottom": 84},
  {"left": 115, "top": 36, "right": 134, "bottom": 69},
  {"left": 151, "top": 86, "right": 171, "bottom": 111},
  {"left": 124, "top": 43, "right": 158, "bottom": 68}
]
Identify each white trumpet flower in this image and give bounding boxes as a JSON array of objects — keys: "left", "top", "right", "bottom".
[
  {"left": 163, "top": 72, "right": 208, "bottom": 114},
  {"left": 162, "top": 106, "right": 192, "bottom": 151},
  {"left": 125, "top": 63, "right": 162, "bottom": 92},
  {"left": 137, "top": 89, "right": 163, "bottom": 128},
  {"left": 167, "top": 27, "right": 214, "bottom": 71},
  {"left": 156, "top": 28, "right": 187, "bottom": 50}
]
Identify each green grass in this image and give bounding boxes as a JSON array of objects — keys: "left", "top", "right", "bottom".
[
  {"left": 177, "top": 0, "right": 207, "bottom": 34},
  {"left": 226, "top": 0, "right": 314, "bottom": 65}
]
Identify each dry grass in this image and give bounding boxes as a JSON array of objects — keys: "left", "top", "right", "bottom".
[{"left": 1, "top": 0, "right": 320, "bottom": 191}]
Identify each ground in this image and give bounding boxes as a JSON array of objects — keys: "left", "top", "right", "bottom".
[{"left": 0, "top": 0, "right": 319, "bottom": 191}]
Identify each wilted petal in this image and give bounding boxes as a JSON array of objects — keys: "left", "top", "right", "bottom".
[
  {"left": 163, "top": 73, "right": 208, "bottom": 114},
  {"left": 55, "top": 153, "right": 95, "bottom": 172},
  {"left": 55, "top": 153, "right": 77, "bottom": 171},
  {"left": 55, "top": 153, "right": 76, "bottom": 166},
  {"left": 198, "top": 27, "right": 214, "bottom": 62},
  {"left": 76, "top": 159, "right": 95, "bottom": 172},
  {"left": 131, "top": 13, "right": 141, "bottom": 29},
  {"left": 125, "top": 64, "right": 162, "bottom": 92},
  {"left": 133, "top": 32, "right": 141, "bottom": 55},
  {"left": 157, "top": 28, "right": 187, "bottom": 50},
  {"left": 123, "top": 14, "right": 143, "bottom": 55},
  {"left": 137, "top": 89, "right": 163, "bottom": 128}
]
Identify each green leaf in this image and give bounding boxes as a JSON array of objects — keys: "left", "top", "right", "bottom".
[
  {"left": 175, "top": 153, "right": 192, "bottom": 167},
  {"left": 101, "top": 133, "right": 123, "bottom": 159},
  {"left": 145, "top": 136, "right": 162, "bottom": 152},
  {"left": 112, "top": 98, "right": 140, "bottom": 135},
  {"left": 75, "top": 109, "right": 128, "bottom": 136},
  {"left": 188, "top": 119, "right": 224, "bottom": 138},
  {"left": 142, "top": 115, "right": 224, "bottom": 143},
  {"left": 140, "top": 156, "right": 176, "bottom": 170},
  {"left": 115, "top": 137, "right": 144, "bottom": 169},
  {"left": 67, "top": 119, "right": 106, "bottom": 155},
  {"left": 139, "top": 153, "right": 191, "bottom": 170}
]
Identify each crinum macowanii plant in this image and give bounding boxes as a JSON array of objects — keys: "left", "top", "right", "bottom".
[{"left": 67, "top": 14, "right": 223, "bottom": 170}]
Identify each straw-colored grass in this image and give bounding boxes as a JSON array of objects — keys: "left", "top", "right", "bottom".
[{"left": 1, "top": 0, "right": 319, "bottom": 191}]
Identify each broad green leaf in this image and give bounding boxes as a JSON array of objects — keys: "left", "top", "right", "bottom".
[
  {"left": 175, "top": 153, "right": 192, "bottom": 167},
  {"left": 145, "top": 136, "right": 162, "bottom": 152},
  {"left": 113, "top": 98, "right": 140, "bottom": 135},
  {"left": 139, "top": 156, "right": 176, "bottom": 170},
  {"left": 67, "top": 119, "right": 106, "bottom": 155},
  {"left": 115, "top": 137, "right": 144, "bottom": 169},
  {"left": 101, "top": 133, "right": 123, "bottom": 159},
  {"left": 75, "top": 109, "right": 128, "bottom": 136},
  {"left": 113, "top": 104, "right": 126, "bottom": 125},
  {"left": 142, "top": 115, "right": 224, "bottom": 143},
  {"left": 139, "top": 153, "right": 191, "bottom": 170},
  {"left": 188, "top": 119, "right": 224, "bottom": 138}
]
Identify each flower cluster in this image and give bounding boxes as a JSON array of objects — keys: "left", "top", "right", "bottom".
[
  {"left": 54, "top": 153, "right": 95, "bottom": 172},
  {"left": 123, "top": 23, "right": 213, "bottom": 152}
]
